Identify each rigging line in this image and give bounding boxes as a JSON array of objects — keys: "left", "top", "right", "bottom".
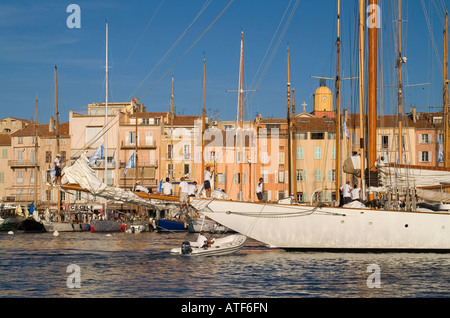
[
  {"left": 420, "top": 0, "right": 443, "bottom": 74},
  {"left": 136, "top": 0, "right": 233, "bottom": 103},
  {"left": 70, "top": 113, "right": 120, "bottom": 159},
  {"left": 246, "top": 0, "right": 300, "bottom": 109},
  {"left": 121, "top": 0, "right": 166, "bottom": 72},
  {"left": 130, "top": 0, "right": 214, "bottom": 100}
]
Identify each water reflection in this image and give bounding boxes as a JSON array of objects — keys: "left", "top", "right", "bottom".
[{"left": 1, "top": 231, "right": 450, "bottom": 297}]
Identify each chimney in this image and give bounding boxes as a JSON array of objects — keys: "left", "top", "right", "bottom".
[{"left": 49, "top": 117, "right": 54, "bottom": 132}]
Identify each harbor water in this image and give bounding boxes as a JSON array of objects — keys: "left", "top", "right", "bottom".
[{"left": 1, "top": 230, "right": 450, "bottom": 300}]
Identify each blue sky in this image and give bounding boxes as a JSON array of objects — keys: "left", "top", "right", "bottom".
[{"left": 0, "top": 0, "right": 448, "bottom": 124}]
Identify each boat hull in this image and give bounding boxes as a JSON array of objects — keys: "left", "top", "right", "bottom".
[
  {"left": 44, "top": 222, "right": 90, "bottom": 232},
  {"left": 157, "top": 219, "right": 187, "bottom": 232},
  {"left": 16, "top": 218, "right": 46, "bottom": 233},
  {"left": 191, "top": 199, "right": 450, "bottom": 251}
]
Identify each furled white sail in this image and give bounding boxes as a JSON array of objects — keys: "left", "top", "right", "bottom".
[
  {"left": 377, "top": 164, "right": 450, "bottom": 188},
  {"left": 61, "top": 154, "right": 154, "bottom": 207}
]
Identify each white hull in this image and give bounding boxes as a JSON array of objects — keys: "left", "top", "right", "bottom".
[
  {"left": 171, "top": 234, "right": 247, "bottom": 256},
  {"left": 191, "top": 199, "right": 450, "bottom": 250},
  {"left": 44, "top": 221, "right": 90, "bottom": 232}
]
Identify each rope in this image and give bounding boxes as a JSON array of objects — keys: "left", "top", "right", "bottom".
[{"left": 136, "top": 0, "right": 234, "bottom": 102}]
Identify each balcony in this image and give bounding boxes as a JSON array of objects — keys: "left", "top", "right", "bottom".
[
  {"left": 8, "top": 160, "right": 37, "bottom": 168},
  {"left": 121, "top": 140, "right": 157, "bottom": 149}
]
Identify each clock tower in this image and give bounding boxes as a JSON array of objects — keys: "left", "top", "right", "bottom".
[{"left": 313, "top": 79, "right": 334, "bottom": 118}]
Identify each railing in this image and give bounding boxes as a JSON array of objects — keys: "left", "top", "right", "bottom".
[
  {"left": 8, "top": 160, "right": 37, "bottom": 167},
  {"left": 120, "top": 140, "right": 156, "bottom": 149}
]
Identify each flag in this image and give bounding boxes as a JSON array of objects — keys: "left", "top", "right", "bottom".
[
  {"left": 342, "top": 122, "right": 350, "bottom": 139},
  {"left": 88, "top": 145, "right": 103, "bottom": 167},
  {"left": 29, "top": 202, "right": 34, "bottom": 215},
  {"left": 157, "top": 179, "right": 163, "bottom": 192},
  {"left": 123, "top": 153, "right": 135, "bottom": 176},
  {"left": 438, "top": 136, "right": 444, "bottom": 164}
]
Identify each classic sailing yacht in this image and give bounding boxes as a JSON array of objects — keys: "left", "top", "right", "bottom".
[{"left": 190, "top": 1, "right": 450, "bottom": 250}]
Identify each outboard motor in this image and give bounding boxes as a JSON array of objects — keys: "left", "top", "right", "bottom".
[{"left": 181, "top": 241, "right": 192, "bottom": 255}]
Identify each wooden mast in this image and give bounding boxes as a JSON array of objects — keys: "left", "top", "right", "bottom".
[
  {"left": 358, "top": 0, "right": 365, "bottom": 199},
  {"left": 170, "top": 73, "right": 174, "bottom": 180},
  {"left": 397, "top": 0, "right": 403, "bottom": 164},
  {"left": 104, "top": 21, "right": 109, "bottom": 214},
  {"left": 444, "top": 10, "right": 449, "bottom": 167},
  {"left": 54, "top": 65, "right": 61, "bottom": 221},
  {"left": 368, "top": 0, "right": 378, "bottom": 171},
  {"left": 287, "top": 42, "right": 292, "bottom": 197},
  {"left": 291, "top": 86, "right": 297, "bottom": 199},
  {"left": 34, "top": 95, "right": 38, "bottom": 210},
  {"left": 201, "top": 58, "right": 206, "bottom": 184},
  {"left": 335, "top": 0, "right": 342, "bottom": 204}
]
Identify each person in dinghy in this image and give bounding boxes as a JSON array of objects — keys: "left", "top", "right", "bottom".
[{"left": 197, "top": 230, "right": 214, "bottom": 248}]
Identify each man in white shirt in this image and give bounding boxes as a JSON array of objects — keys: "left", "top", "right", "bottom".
[
  {"left": 197, "top": 231, "right": 212, "bottom": 248},
  {"left": 161, "top": 178, "right": 173, "bottom": 195},
  {"left": 351, "top": 184, "right": 361, "bottom": 202},
  {"left": 340, "top": 181, "right": 352, "bottom": 204},
  {"left": 256, "top": 177, "right": 264, "bottom": 202},
  {"left": 188, "top": 181, "right": 197, "bottom": 197},
  {"left": 135, "top": 181, "right": 149, "bottom": 194},
  {"left": 179, "top": 177, "right": 189, "bottom": 208}
]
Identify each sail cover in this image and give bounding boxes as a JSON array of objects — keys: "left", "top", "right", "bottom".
[
  {"left": 61, "top": 154, "right": 154, "bottom": 207},
  {"left": 377, "top": 164, "right": 450, "bottom": 189}
]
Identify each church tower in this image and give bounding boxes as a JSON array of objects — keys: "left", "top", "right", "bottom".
[{"left": 313, "top": 79, "right": 334, "bottom": 118}]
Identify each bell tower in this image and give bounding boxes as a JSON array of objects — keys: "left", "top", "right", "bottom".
[{"left": 313, "top": 79, "right": 334, "bottom": 118}]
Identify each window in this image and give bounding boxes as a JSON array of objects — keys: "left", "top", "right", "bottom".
[
  {"left": 419, "top": 151, "right": 432, "bottom": 163},
  {"left": 17, "top": 170, "right": 23, "bottom": 184},
  {"left": 167, "top": 144, "right": 173, "bottom": 159},
  {"left": 331, "top": 147, "right": 336, "bottom": 159},
  {"left": 295, "top": 132, "right": 308, "bottom": 140},
  {"left": 46, "top": 151, "right": 52, "bottom": 163},
  {"left": 17, "top": 150, "right": 23, "bottom": 164},
  {"left": 261, "top": 170, "right": 268, "bottom": 183},
  {"left": 128, "top": 131, "right": 137, "bottom": 145},
  {"left": 314, "top": 147, "right": 321, "bottom": 159},
  {"left": 18, "top": 137, "right": 23, "bottom": 144},
  {"left": 296, "top": 169, "right": 306, "bottom": 181},
  {"left": 296, "top": 192, "right": 306, "bottom": 202},
  {"left": 167, "top": 164, "right": 173, "bottom": 178},
  {"left": 314, "top": 169, "right": 321, "bottom": 182},
  {"left": 183, "top": 145, "right": 191, "bottom": 160},
  {"left": 296, "top": 147, "right": 303, "bottom": 159},
  {"left": 311, "top": 132, "right": 325, "bottom": 140},
  {"left": 0, "top": 172, "right": 4, "bottom": 183},
  {"left": 76, "top": 191, "right": 83, "bottom": 201},
  {"left": 328, "top": 169, "right": 336, "bottom": 182},
  {"left": 381, "top": 135, "right": 389, "bottom": 149},
  {"left": 2, "top": 149, "right": 7, "bottom": 158},
  {"left": 419, "top": 134, "right": 432, "bottom": 144},
  {"left": 328, "top": 132, "right": 336, "bottom": 140},
  {"left": 184, "top": 164, "right": 190, "bottom": 177}
]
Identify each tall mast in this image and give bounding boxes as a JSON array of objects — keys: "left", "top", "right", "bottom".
[
  {"left": 55, "top": 66, "right": 60, "bottom": 221},
  {"left": 238, "top": 31, "right": 244, "bottom": 200},
  {"left": 444, "top": 10, "right": 449, "bottom": 167},
  {"left": 358, "top": 0, "right": 366, "bottom": 198},
  {"left": 335, "top": 0, "right": 341, "bottom": 203},
  {"left": 368, "top": 0, "right": 378, "bottom": 171},
  {"left": 287, "top": 42, "right": 292, "bottom": 196},
  {"left": 202, "top": 58, "right": 206, "bottom": 184},
  {"left": 170, "top": 73, "right": 174, "bottom": 179},
  {"left": 104, "top": 21, "right": 109, "bottom": 214},
  {"left": 34, "top": 95, "right": 38, "bottom": 209},
  {"left": 397, "top": 0, "right": 403, "bottom": 164},
  {"left": 291, "top": 85, "right": 297, "bottom": 198}
]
